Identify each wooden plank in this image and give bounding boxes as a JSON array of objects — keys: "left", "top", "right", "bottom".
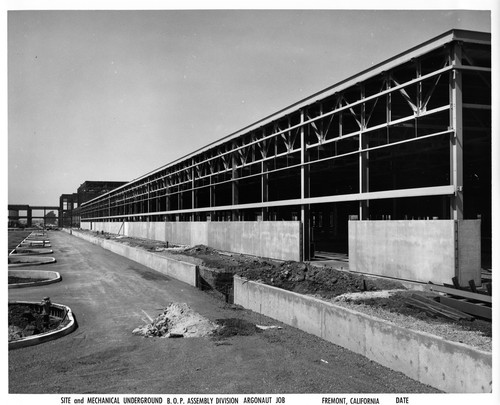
[
  {"left": 406, "top": 300, "right": 458, "bottom": 321},
  {"left": 452, "top": 276, "right": 461, "bottom": 289},
  {"left": 428, "top": 284, "right": 492, "bottom": 304},
  {"left": 486, "top": 283, "right": 492, "bottom": 296},
  {"left": 406, "top": 295, "right": 471, "bottom": 321},
  {"left": 468, "top": 280, "right": 477, "bottom": 293},
  {"left": 409, "top": 294, "right": 473, "bottom": 320},
  {"left": 439, "top": 297, "right": 492, "bottom": 320}
]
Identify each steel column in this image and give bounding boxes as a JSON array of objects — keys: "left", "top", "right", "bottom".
[
  {"left": 300, "top": 109, "right": 311, "bottom": 261},
  {"left": 450, "top": 43, "right": 464, "bottom": 220},
  {"left": 231, "top": 144, "right": 239, "bottom": 221},
  {"left": 359, "top": 85, "right": 369, "bottom": 219}
]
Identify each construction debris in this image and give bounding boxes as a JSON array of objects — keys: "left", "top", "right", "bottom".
[{"left": 132, "top": 303, "right": 219, "bottom": 338}]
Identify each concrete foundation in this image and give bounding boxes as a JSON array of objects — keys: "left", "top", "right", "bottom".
[
  {"left": 348, "top": 220, "right": 481, "bottom": 286},
  {"left": 234, "top": 276, "right": 491, "bottom": 393},
  {"left": 80, "top": 220, "right": 302, "bottom": 261}
]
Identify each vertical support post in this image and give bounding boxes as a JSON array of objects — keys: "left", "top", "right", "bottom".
[
  {"left": 261, "top": 129, "right": 269, "bottom": 221},
  {"left": 300, "top": 109, "right": 311, "bottom": 261},
  {"left": 387, "top": 74, "right": 395, "bottom": 219},
  {"left": 359, "top": 84, "right": 369, "bottom": 220},
  {"left": 209, "top": 170, "right": 215, "bottom": 221},
  {"left": 450, "top": 42, "right": 464, "bottom": 220},
  {"left": 165, "top": 185, "right": 170, "bottom": 217},
  {"left": 191, "top": 165, "right": 196, "bottom": 221},
  {"left": 232, "top": 144, "right": 239, "bottom": 221},
  {"left": 261, "top": 160, "right": 269, "bottom": 221},
  {"left": 146, "top": 183, "right": 150, "bottom": 222},
  {"left": 178, "top": 185, "right": 183, "bottom": 220}
]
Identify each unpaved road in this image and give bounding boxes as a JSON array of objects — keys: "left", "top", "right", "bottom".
[{"left": 8, "top": 231, "right": 440, "bottom": 394}]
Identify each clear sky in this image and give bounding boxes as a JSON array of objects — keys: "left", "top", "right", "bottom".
[{"left": 6, "top": 5, "right": 493, "bottom": 206}]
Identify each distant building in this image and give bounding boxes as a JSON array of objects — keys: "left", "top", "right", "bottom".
[
  {"left": 59, "top": 181, "right": 127, "bottom": 227},
  {"left": 77, "top": 181, "right": 128, "bottom": 205}
]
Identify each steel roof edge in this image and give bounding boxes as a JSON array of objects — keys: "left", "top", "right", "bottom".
[{"left": 81, "top": 29, "right": 490, "bottom": 207}]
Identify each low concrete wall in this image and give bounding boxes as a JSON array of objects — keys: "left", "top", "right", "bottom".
[
  {"left": 82, "top": 222, "right": 123, "bottom": 234},
  {"left": 69, "top": 230, "right": 197, "bottom": 287},
  {"left": 8, "top": 256, "right": 56, "bottom": 267},
  {"left": 80, "top": 222, "right": 91, "bottom": 231},
  {"left": 349, "top": 220, "right": 481, "bottom": 286},
  {"left": 8, "top": 269, "right": 62, "bottom": 289},
  {"left": 234, "top": 276, "right": 491, "bottom": 393},
  {"left": 81, "top": 220, "right": 302, "bottom": 261},
  {"left": 457, "top": 220, "right": 482, "bottom": 285}
]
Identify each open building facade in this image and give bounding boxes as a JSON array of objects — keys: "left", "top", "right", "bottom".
[{"left": 79, "top": 30, "right": 491, "bottom": 285}]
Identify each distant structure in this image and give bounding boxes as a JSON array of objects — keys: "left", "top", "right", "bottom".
[
  {"left": 59, "top": 181, "right": 127, "bottom": 227},
  {"left": 8, "top": 204, "right": 61, "bottom": 228},
  {"left": 78, "top": 30, "right": 491, "bottom": 286}
]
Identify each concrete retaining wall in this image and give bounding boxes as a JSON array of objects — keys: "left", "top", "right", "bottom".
[
  {"left": 348, "top": 220, "right": 481, "bottom": 286},
  {"left": 69, "top": 230, "right": 197, "bottom": 287},
  {"left": 234, "top": 276, "right": 491, "bottom": 393},
  {"left": 81, "top": 220, "right": 301, "bottom": 261}
]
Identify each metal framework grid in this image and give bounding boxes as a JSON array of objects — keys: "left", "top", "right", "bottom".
[{"left": 80, "top": 30, "right": 491, "bottom": 259}]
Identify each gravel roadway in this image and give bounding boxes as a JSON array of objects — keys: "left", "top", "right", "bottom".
[{"left": 8, "top": 231, "right": 440, "bottom": 394}]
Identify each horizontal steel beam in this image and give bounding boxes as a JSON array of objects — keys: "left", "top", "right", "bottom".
[{"left": 82, "top": 185, "right": 455, "bottom": 221}]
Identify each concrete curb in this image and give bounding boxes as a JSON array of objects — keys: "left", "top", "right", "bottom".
[
  {"left": 233, "top": 276, "right": 491, "bottom": 393},
  {"left": 8, "top": 256, "right": 57, "bottom": 267},
  {"left": 9, "top": 248, "right": 54, "bottom": 255},
  {"left": 68, "top": 229, "right": 198, "bottom": 286},
  {"left": 8, "top": 269, "right": 62, "bottom": 289},
  {"left": 8, "top": 301, "right": 77, "bottom": 350},
  {"left": 19, "top": 241, "right": 52, "bottom": 248}
]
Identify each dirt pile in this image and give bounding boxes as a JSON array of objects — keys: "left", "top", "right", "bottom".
[
  {"left": 238, "top": 261, "right": 404, "bottom": 299},
  {"left": 164, "top": 244, "right": 405, "bottom": 299},
  {"left": 132, "top": 303, "right": 218, "bottom": 338}
]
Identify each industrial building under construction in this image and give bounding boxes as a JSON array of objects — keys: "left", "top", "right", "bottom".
[{"left": 78, "top": 29, "right": 491, "bottom": 287}]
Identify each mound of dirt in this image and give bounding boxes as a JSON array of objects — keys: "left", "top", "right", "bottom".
[
  {"left": 132, "top": 303, "right": 218, "bottom": 338},
  {"left": 238, "top": 261, "right": 404, "bottom": 299}
]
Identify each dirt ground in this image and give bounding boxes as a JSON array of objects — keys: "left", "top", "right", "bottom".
[
  {"left": 8, "top": 276, "right": 49, "bottom": 284},
  {"left": 82, "top": 232, "right": 493, "bottom": 350},
  {"left": 8, "top": 304, "right": 60, "bottom": 341}
]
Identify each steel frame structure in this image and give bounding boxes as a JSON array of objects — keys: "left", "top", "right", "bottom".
[{"left": 80, "top": 30, "right": 491, "bottom": 260}]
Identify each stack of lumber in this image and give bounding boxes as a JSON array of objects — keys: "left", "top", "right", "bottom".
[
  {"left": 405, "top": 294, "right": 474, "bottom": 321},
  {"left": 428, "top": 283, "right": 492, "bottom": 320}
]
